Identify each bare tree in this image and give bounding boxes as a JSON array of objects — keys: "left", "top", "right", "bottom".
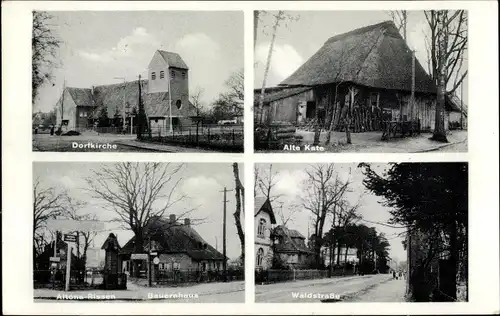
[
  {"left": 225, "top": 69, "right": 244, "bottom": 102},
  {"left": 424, "top": 10, "right": 468, "bottom": 142},
  {"left": 85, "top": 163, "right": 194, "bottom": 275},
  {"left": 62, "top": 195, "right": 97, "bottom": 265},
  {"left": 275, "top": 201, "right": 298, "bottom": 226},
  {"left": 32, "top": 11, "right": 61, "bottom": 105},
  {"left": 256, "top": 11, "right": 299, "bottom": 125},
  {"left": 390, "top": 10, "right": 409, "bottom": 40},
  {"left": 33, "top": 178, "right": 65, "bottom": 257},
  {"left": 300, "top": 164, "right": 351, "bottom": 267},
  {"left": 255, "top": 164, "right": 283, "bottom": 202},
  {"left": 232, "top": 163, "right": 245, "bottom": 263},
  {"left": 191, "top": 87, "right": 205, "bottom": 139}
]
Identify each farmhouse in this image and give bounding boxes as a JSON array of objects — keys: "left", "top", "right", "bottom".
[
  {"left": 119, "top": 214, "right": 226, "bottom": 277},
  {"left": 271, "top": 225, "right": 314, "bottom": 269},
  {"left": 55, "top": 50, "right": 197, "bottom": 133},
  {"left": 255, "top": 21, "right": 461, "bottom": 132},
  {"left": 254, "top": 197, "right": 276, "bottom": 270}
]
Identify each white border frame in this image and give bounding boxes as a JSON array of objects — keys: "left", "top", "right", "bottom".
[{"left": 2, "top": 1, "right": 499, "bottom": 315}]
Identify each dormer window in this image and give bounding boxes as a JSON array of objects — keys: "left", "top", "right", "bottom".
[
  {"left": 170, "top": 71, "right": 175, "bottom": 79},
  {"left": 151, "top": 72, "right": 156, "bottom": 80},
  {"left": 182, "top": 72, "right": 186, "bottom": 79},
  {"left": 176, "top": 100, "right": 182, "bottom": 110},
  {"left": 160, "top": 71, "right": 165, "bottom": 79}
]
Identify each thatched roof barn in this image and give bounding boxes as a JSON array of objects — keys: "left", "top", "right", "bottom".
[
  {"left": 280, "top": 20, "right": 435, "bottom": 94},
  {"left": 255, "top": 21, "right": 459, "bottom": 132}
]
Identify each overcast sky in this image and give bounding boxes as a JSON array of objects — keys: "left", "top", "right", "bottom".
[
  {"left": 34, "top": 11, "right": 243, "bottom": 113},
  {"left": 255, "top": 163, "right": 406, "bottom": 265},
  {"left": 255, "top": 10, "right": 468, "bottom": 102},
  {"left": 33, "top": 162, "right": 244, "bottom": 261}
]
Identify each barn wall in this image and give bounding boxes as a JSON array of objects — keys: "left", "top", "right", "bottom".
[{"left": 260, "top": 89, "right": 314, "bottom": 124}]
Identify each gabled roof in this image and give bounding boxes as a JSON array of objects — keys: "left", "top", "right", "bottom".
[
  {"left": 66, "top": 87, "right": 94, "bottom": 107},
  {"left": 254, "top": 197, "right": 276, "bottom": 224},
  {"left": 272, "top": 225, "right": 313, "bottom": 254},
  {"left": 158, "top": 50, "right": 189, "bottom": 70},
  {"left": 446, "top": 93, "right": 468, "bottom": 115},
  {"left": 120, "top": 216, "right": 226, "bottom": 261},
  {"left": 281, "top": 21, "right": 437, "bottom": 94},
  {"left": 89, "top": 80, "right": 197, "bottom": 119}
]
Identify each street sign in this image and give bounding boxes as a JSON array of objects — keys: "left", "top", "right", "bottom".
[
  {"left": 64, "top": 234, "right": 77, "bottom": 242},
  {"left": 153, "top": 257, "right": 160, "bottom": 265},
  {"left": 150, "top": 252, "right": 158, "bottom": 256},
  {"left": 50, "top": 256, "right": 61, "bottom": 262},
  {"left": 131, "top": 253, "right": 148, "bottom": 260}
]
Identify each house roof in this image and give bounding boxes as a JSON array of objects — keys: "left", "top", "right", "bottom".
[
  {"left": 88, "top": 80, "right": 197, "bottom": 119},
  {"left": 272, "top": 225, "right": 313, "bottom": 254},
  {"left": 67, "top": 87, "right": 94, "bottom": 107},
  {"left": 280, "top": 21, "right": 437, "bottom": 94},
  {"left": 120, "top": 217, "right": 226, "bottom": 261},
  {"left": 446, "top": 93, "right": 468, "bottom": 115},
  {"left": 158, "top": 50, "right": 189, "bottom": 70},
  {"left": 254, "top": 197, "right": 277, "bottom": 224},
  {"left": 254, "top": 86, "right": 312, "bottom": 105}
]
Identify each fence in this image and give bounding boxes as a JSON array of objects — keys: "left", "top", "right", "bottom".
[
  {"left": 143, "top": 124, "right": 244, "bottom": 152},
  {"left": 34, "top": 268, "right": 104, "bottom": 289},
  {"left": 255, "top": 269, "right": 329, "bottom": 284},
  {"left": 155, "top": 268, "right": 244, "bottom": 285}
]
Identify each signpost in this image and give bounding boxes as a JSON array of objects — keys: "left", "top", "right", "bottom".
[
  {"left": 65, "top": 242, "right": 72, "bottom": 291},
  {"left": 64, "top": 234, "right": 77, "bottom": 242},
  {"left": 153, "top": 257, "right": 160, "bottom": 265}
]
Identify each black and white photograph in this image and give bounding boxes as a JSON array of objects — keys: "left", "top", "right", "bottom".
[
  {"left": 254, "top": 162, "right": 468, "bottom": 303},
  {"left": 32, "top": 11, "right": 244, "bottom": 153},
  {"left": 33, "top": 162, "right": 245, "bottom": 302},
  {"left": 254, "top": 11, "right": 468, "bottom": 153}
]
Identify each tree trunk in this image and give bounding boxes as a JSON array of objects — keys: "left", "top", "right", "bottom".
[
  {"left": 432, "top": 10, "right": 449, "bottom": 142},
  {"left": 336, "top": 243, "right": 342, "bottom": 265},
  {"left": 232, "top": 163, "right": 245, "bottom": 264},
  {"left": 258, "top": 12, "right": 282, "bottom": 125}
]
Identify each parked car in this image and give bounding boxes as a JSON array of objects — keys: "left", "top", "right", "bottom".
[{"left": 218, "top": 119, "right": 237, "bottom": 125}]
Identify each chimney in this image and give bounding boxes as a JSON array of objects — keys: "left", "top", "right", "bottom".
[
  {"left": 169, "top": 214, "right": 176, "bottom": 224},
  {"left": 184, "top": 218, "right": 190, "bottom": 227}
]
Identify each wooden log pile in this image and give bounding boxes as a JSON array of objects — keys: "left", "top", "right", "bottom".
[{"left": 335, "top": 106, "right": 383, "bottom": 133}]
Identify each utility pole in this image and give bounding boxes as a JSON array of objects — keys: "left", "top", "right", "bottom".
[
  {"left": 220, "top": 187, "right": 233, "bottom": 282},
  {"left": 411, "top": 50, "right": 416, "bottom": 121},
  {"left": 148, "top": 235, "right": 152, "bottom": 287}
]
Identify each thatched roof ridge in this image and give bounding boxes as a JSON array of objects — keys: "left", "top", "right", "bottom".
[
  {"left": 120, "top": 217, "right": 226, "bottom": 261},
  {"left": 280, "top": 20, "right": 437, "bottom": 94}
]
